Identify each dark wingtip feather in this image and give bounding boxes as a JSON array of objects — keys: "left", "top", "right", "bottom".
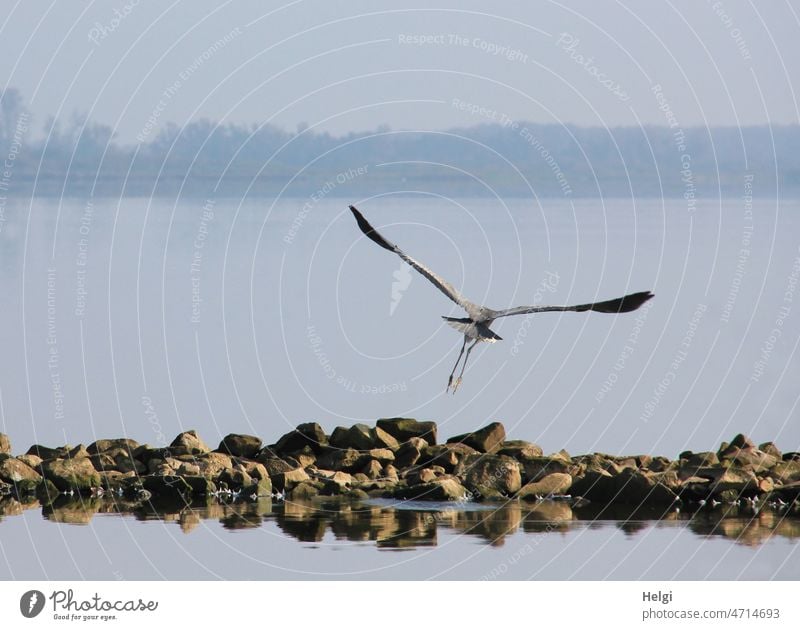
[
  {"left": 349, "top": 205, "right": 395, "bottom": 252},
  {"left": 597, "top": 290, "right": 655, "bottom": 313}
]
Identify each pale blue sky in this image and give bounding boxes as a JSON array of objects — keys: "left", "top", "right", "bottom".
[{"left": 1, "top": 1, "right": 798, "bottom": 143}]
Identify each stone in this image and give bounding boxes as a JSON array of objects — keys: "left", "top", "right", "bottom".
[
  {"left": 0, "top": 457, "right": 42, "bottom": 483},
  {"left": 407, "top": 468, "right": 437, "bottom": 485},
  {"left": 783, "top": 452, "right": 800, "bottom": 462},
  {"left": 367, "top": 448, "right": 394, "bottom": 464},
  {"left": 87, "top": 438, "right": 139, "bottom": 455},
  {"left": 613, "top": 469, "right": 678, "bottom": 505},
  {"left": 107, "top": 448, "right": 145, "bottom": 474},
  {"left": 518, "top": 456, "right": 573, "bottom": 484},
  {"left": 769, "top": 460, "right": 800, "bottom": 483},
  {"left": 418, "top": 443, "right": 478, "bottom": 472},
  {"left": 720, "top": 448, "right": 779, "bottom": 473},
  {"left": 447, "top": 422, "right": 506, "bottom": 453},
  {"left": 517, "top": 473, "right": 573, "bottom": 500},
  {"left": 333, "top": 424, "right": 376, "bottom": 450},
  {"left": 569, "top": 469, "right": 615, "bottom": 501},
  {"left": 291, "top": 447, "right": 317, "bottom": 468},
  {"left": 383, "top": 465, "right": 399, "bottom": 481},
  {"left": 169, "top": 430, "right": 210, "bottom": 456},
  {"left": 315, "top": 448, "right": 365, "bottom": 473},
  {"left": 26, "top": 444, "right": 70, "bottom": 460},
  {"left": 272, "top": 468, "right": 310, "bottom": 492},
  {"left": 497, "top": 440, "right": 544, "bottom": 460},
  {"left": 395, "top": 476, "right": 468, "bottom": 501},
  {"left": 291, "top": 482, "right": 320, "bottom": 500},
  {"left": 682, "top": 451, "right": 719, "bottom": 468},
  {"left": 0, "top": 433, "right": 11, "bottom": 455},
  {"left": 256, "top": 456, "right": 296, "bottom": 477},
  {"left": 217, "top": 434, "right": 262, "bottom": 458},
  {"left": 376, "top": 418, "right": 437, "bottom": 445},
  {"left": 273, "top": 422, "right": 328, "bottom": 454},
  {"left": 196, "top": 452, "right": 234, "bottom": 478},
  {"left": 759, "top": 442, "right": 782, "bottom": 459},
  {"left": 373, "top": 427, "right": 400, "bottom": 450},
  {"left": 362, "top": 459, "right": 383, "bottom": 479},
  {"left": 40, "top": 457, "right": 101, "bottom": 491},
  {"left": 35, "top": 479, "right": 60, "bottom": 504},
  {"left": 729, "top": 433, "right": 755, "bottom": 450},
  {"left": 17, "top": 454, "right": 42, "bottom": 469},
  {"left": 393, "top": 438, "right": 426, "bottom": 468},
  {"left": 217, "top": 468, "right": 253, "bottom": 489},
  {"left": 458, "top": 454, "right": 522, "bottom": 496}
]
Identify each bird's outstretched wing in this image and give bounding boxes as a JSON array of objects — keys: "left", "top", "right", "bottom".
[
  {"left": 489, "top": 291, "right": 654, "bottom": 319},
  {"left": 350, "top": 205, "right": 475, "bottom": 312}
]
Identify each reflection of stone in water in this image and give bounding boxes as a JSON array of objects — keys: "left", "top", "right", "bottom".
[
  {"left": 179, "top": 510, "right": 201, "bottom": 534},
  {"left": 0, "top": 497, "right": 26, "bottom": 518},
  {"left": 451, "top": 503, "right": 522, "bottom": 546},
  {"left": 521, "top": 500, "right": 574, "bottom": 535},
  {"left": 44, "top": 498, "right": 102, "bottom": 525},
  {"left": 376, "top": 510, "right": 437, "bottom": 549},
  {"left": 276, "top": 500, "right": 327, "bottom": 542}
]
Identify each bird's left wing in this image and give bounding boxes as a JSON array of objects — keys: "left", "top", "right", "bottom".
[
  {"left": 489, "top": 291, "right": 654, "bottom": 319},
  {"left": 349, "top": 205, "right": 476, "bottom": 312}
]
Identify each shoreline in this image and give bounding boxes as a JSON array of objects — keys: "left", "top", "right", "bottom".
[{"left": 1, "top": 420, "right": 799, "bottom": 510}]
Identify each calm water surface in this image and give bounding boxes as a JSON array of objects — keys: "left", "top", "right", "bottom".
[
  {"left": 0, "top": 496, "right": 798, "bottom": 580},
  {"left": 1, "top": 195, "right": 799, "bottom": 579}
]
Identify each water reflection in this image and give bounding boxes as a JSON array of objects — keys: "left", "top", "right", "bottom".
[{"left": 1, "top": 494, "right": 798, "bottom": 549}]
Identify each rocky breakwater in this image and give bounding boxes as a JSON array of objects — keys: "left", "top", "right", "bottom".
[{"left": 1, "top": 424, "right": 799, "bottom": 512}]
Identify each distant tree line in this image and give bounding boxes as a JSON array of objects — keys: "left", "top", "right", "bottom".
[{"left": 1, "top": 87, "right": 798, "bottom": 198}]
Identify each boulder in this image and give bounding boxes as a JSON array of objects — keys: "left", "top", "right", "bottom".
[
  {"left": 759, "top": 442, "right": 782, "bottom": 459},
  {"left": 447, "top": 422, "right": 506, "bottom": 453},
  {"left": 720, "top": 448, "right": 779, "bottom": 473},
  {"left": 517, "top": 473, "right": 573, "bottom": 500},
  {"left": 376, "top": 418, "right": 437, "bottom": 445},
  {"left": 769, "top": 460, "right": 800, "bottom": 483},
  {"left": 393, "top": 438, "right": 426, "bottom": 469},
  {"left": 216, "top": 468, "right": 253, "bottom": 489},
  {"left": 406, "top": 468, "right": 438, "bottom": 485},
  {"left": 40, "top": 457, "right": 101, "bottom": 491},
  {"left": 291, "top": 481, "right": 320, "bottom": 500},
  {"left": 26, "top": 444, "right": 71, "bottom": 460},
  {"left": 497, "top": 440, "right": 544, "bottom": 460},
  {"left": 373, "top": 427, "right": 400, "bottom": 450},
  {"left": 315, "top": 447, "right": 365, "bottom": 473},
  {"left": 612, "top": 469, "right": 678, "bottom": 505},
  {"left": 256, "top": 456, "right": 296, "bottom": 477},
  {"left": 394, "top": 476, "right": 468, "bottom": 501},
  {"left": 367, "top": 448, "right": 395, "bottom": 464},
  {"left": 518, "top": 456, "right": 573, "bottom": 484},
  {"left": 217, "top": 434, "right": 262, "bottom": 459},
  {"left": 86, "top": 438, "right": 139, "bottom": 455},
  {"left": 418, "top": 443, "right": 478, "bottom": 473},
  {"left": 272, "top": 468, "right": 310, "bottom": 492},
  {"left": 0, "top": 456, "right": 42, "bottom": 483},
  {"left": 169, "top": 430, "right": 210, "bottom": 456},
  {"left": 458, "top": 454, "right": 521, "bottom": 496},
  {"left": 273, "top": 422, "right": 328, "bottom": 454},
  {"left": 0, "top": 433, "right": 11, "bottom": 455},
  {"left": 17, "top": 454, "right": 42, "bottom": 469},
  {"left": 196, "top": 452, "right": 233, "bottom": 478},
  {"left": 681, "top": 451, "right": 720, "bottom": 468},
  {"left": 330, "top": 424, "right": 374, "bottom": 451},
  {"left": 728, "top": 433, "right": 755, "bottom": 450},
  {"left": 362, "top": 459, "right": 383, "bottom": 479}
]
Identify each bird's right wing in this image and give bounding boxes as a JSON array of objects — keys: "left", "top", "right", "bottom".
[
  {"left": 490, "top": 291, "right": 654, "bottom": 319},
  {"left": 349, "top": 205, "right": 474, "bottom": 312}
]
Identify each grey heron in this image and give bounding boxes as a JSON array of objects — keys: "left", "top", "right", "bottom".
[{"left": 349, "top": 205, "right": 654, "bottom": 393}]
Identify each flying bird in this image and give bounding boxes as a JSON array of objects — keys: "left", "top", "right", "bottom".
[{"left": 349, "top": 205, "right": 654, "bottom": 393}]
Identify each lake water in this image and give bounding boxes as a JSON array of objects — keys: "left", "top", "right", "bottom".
[
  {"left": 1, "top": 496, "right": 798, "bottom": 580},
  {"left": 0, "top": 195, "right": 799, "bottom": 579}
]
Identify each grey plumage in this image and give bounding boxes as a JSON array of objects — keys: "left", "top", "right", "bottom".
[{"left": 349, "top": 205, "right": 654, "bottom": 393}]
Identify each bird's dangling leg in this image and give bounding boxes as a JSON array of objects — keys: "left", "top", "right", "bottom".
[
  {"left": 452, "top": 339, "right": 479, "bottom": 394},
  {"left": 446, "top": 336, "right": 468, "bottom": 393}
]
